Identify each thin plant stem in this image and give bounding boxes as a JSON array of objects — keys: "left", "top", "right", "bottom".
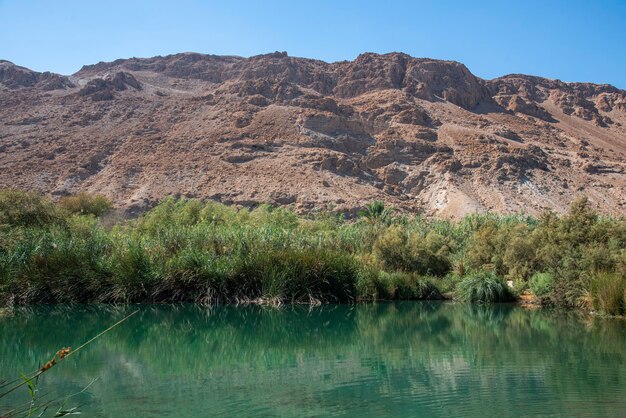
[{"left": 0, "top": 310, "right": 138, "bottom": 399}]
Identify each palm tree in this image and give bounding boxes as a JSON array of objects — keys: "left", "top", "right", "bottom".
[{"left": 358, "top": 201, "right": 394, "bottom": 224}]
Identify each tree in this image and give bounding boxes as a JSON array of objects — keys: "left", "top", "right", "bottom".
[{"left": 358, "top": 201, "right": 394, "bottom": 224}]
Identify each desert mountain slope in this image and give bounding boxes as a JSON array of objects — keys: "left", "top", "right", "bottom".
[{"left": 1, "top": 52, "right": 625, "bottom": 217}]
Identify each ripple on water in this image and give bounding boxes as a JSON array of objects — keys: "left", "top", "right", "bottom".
[{"left": 0, "top": 303, "right": 625, "bottom": 417}]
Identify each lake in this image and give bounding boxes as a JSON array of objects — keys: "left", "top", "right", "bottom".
[{"left": 1, "top": 303, "right": 625, "bottom": 417}]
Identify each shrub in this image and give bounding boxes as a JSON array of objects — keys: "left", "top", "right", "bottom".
[
  {"left": 502, "top": 224, "right": 539, "bottom": 281},
  {"left": 529, "top": 272, "right": 553, "bottom": 298},
  {"left": 153, "top": 249, "right": 231, "bottom": 303},
  {"left": 408, "top": 231, "right": 452, "bottom": 276},
  {"left": 244, "top": 249, "right": 358, "bottom": 303},
  {"left": 355, "top": 265, "right": 385, "bottom": 301},
  {"left": 456, "top": 271, "right": 516, "bottom": 304},
  {"left": 58, "top": 192, "right": 113, "bottom": 216},
  {"left": 107, "top": 235, "right": 155, "bottom": 302},
  {"left": 1, "top": 221, "right": 110, "bottom": 304},
  {"left": 355, "top": 270, "right": 442, "bottom": 300},
  {"left": 590, "top": 272, "right": 626, "bottom": 316},
  {"left": 373, "top": 226, "right": 410, "bottom": 270},
  {"left": 373, "top": 227, "right": 451, "bottom": 276},
  {"left": 439, "top": 273, "right": 462, "bottom": 294},
  {"left": 465, "top": 222, "right": 508, "bottom": 275},
  {"left": 0, "top": 189, "right": 64, "bottom": 227},
  {"left": 248, "top": 204, "right": 299, "bottom": 229},
  {"left": 383, "top": 272, "right": 442, "bottom": 300}
]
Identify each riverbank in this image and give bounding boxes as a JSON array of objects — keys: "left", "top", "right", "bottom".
[{"left": 1, "top": 190, "right": 624, "bottom": 315}]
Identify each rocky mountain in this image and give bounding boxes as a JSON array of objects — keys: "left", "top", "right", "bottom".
[{"left": 1, "top": 52, "right": 625, "bottom": 217}]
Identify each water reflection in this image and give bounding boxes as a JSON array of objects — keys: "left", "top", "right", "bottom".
[{"left": 1, "top": 303, "right": 625, "bottom": 417}]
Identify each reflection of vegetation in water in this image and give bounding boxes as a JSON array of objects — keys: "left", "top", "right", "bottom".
[
  {"left": 1, "top": 190, "right": 625, "bottom": 312},
  {"left": 1, "top": 303, "right": 625, "bottom": 416},
  {"left": 0, "top": 309, "right": 137, "bottom": 417}
]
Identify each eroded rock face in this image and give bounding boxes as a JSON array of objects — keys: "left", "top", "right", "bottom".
[
  {"left": 489, "top": 74, "right": 625, "bottom": 126},
  {"left": 1, "top": 52, "right": 625, "bottom": 217},
  {"left": 78, "top": 72, "right": 142, "bottom": 101},
  {"left": 494, "top": 94, "right": 555, "bottom": 121},
  {"left": 0, "top": 60, "right": 73, "bottom": 90}
]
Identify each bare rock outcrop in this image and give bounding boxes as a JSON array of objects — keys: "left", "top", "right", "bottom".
[
  {"left": 78, "top": 72, "right": 142, "bottom": 101},
  {"left": 0, "top": 60, "right": 73, "bottom": 90}
]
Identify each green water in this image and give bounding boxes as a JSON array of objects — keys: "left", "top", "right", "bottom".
[{"left": 1, "top": 303, "right": 625, "bottom": 417}]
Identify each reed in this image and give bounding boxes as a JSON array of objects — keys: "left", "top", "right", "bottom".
[{"left": 590, "top": 272, "right": 626, "bottom": 316}]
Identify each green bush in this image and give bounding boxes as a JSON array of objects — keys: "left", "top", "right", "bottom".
[
  {"left": 355, "top": 265, "right": 385, "bottom": 301},
  {"left": 438, "top": 273, "right": 462, "bottom": 294},
  {"left": 465, "top": 222, "right": 507, "bottom": 275},
  {"left": 530, "top": 272, "right": 553, "bottom": 298},
  {"left": 373, "top": 227, "right": 451, "bottom": 276},
  {"left": 456, "top": 271, "right": 516, "bottom": 304},
  {"left": 0, "top": 189, "right": 64, "bottom": 227},
  {"left": 381, "top": 272, "right": 442, "bottom": 300},
  {"left": 354, "top": 270, "right": 442, "bottom": 301},
  {"left": 502, "top": 224, "right": 539, "bottom": 281},
  {"left": 58, "top": 192, "right": 113, "bottom": 216},
  {"left": 107, "top": 235, "right": 155, "bottom": 302},
  {"left": 248, "top": 249, "right": 358, "bottom": 303},
  {"left": 373, "top": 226, "right": 410, "bottom": 270},
  {"left": 1, "top": 219, "right": 110, "bottom": 304},
  {"left": 590, "top": 272, "right": 626, "bottom": 316}
]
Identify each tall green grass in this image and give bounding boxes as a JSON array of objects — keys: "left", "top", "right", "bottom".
[
  {"left": 590, "top": 272, "right": 626, "bottom": 316},
  {"left": 455, "top": 271, "right": 516, "bottom": 304},
  {"left": 530, "top": 272, "right": 553, "bottom": 300}
]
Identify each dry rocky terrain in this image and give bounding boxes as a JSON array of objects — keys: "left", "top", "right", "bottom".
[{"left": 1, "top": 52, "right": 625, "bottom": 217}]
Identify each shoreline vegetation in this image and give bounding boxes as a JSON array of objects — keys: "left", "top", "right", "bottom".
[{"left": 0, "top": 190, "right": 624, "bottom": 316}]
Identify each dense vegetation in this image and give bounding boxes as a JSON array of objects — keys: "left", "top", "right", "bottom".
[{"left": 0, "top": 190, "right": 624, "bottom": 314}]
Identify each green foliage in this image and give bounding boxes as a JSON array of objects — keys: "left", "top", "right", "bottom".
[
  {"left": 242, "top": 249, "right": 358, "bottom": 303},
  {"left": 531, "top": 197, "right": 625, "bottom": 307},
  {"left": 0, "top": 191, "right": 624, "bottom": 309},
  {"left": 438, "top": 273, "right": 462, "bottom": 294},
  {"left": 0, "top": 189, "right": 64, "bottom": 227},
  {"left": 530, "top": 272, "right": 553, "bottom": 298},
  {"left": 358, "top": 201, "right": 394, "bottom": 224},
  {"left": 58, "top": 192, "right": 113, "bottom": 216},
  {"left": 380, "top": 272, "right": 443, "bottom": 300},
  {"left": 354, "top": 269, "right": 442, "bottom": 301},
  {"left": 373, "top": 227, "right": 451, "bottom": 276},
  {"left": 456, "top": 271, "right": 516, "bottom": 304},
  {"left": 590, "top": 272, "right": 626, "bottom": 316},
  {"left": 1, "top": 219, "right": 110, "bottom": 304}
]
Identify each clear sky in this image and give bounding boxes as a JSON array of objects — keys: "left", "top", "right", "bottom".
[{"left": 1, "top": 0, "right": 625, "bottom": 88}]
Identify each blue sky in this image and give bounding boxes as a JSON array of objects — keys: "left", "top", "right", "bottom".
[{"left": 1, "top": 0, "right": 625, "bottom": 88}]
